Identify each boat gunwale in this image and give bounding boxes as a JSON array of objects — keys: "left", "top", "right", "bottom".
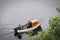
[{"left": 17, "top": 23, "right": 41, "bottom": 33}]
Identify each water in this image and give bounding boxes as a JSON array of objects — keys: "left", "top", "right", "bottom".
[
  {"left": 0, "top": 0, "right": 60, "bottom": 40},
  {"left": 0, "top": 24, "right": 29, "bottom": 40}
]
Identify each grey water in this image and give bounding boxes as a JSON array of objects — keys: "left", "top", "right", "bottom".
[
  {"left": 0, "top": 24, "right": 29, "bottom": 40},
  {"left": 0, "top": 0, "right": 60, "bottom": 40}
]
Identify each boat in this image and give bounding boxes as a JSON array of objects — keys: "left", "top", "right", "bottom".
[{"left": 14, "top": 19, "right": 42, "bottom": 39}]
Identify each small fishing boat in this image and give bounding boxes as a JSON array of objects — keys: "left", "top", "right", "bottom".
[{"left": 14, "top": 19, "right": 42, "bottom": 39}]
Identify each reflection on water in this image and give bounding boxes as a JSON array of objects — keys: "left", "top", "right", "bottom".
[{"left": 0, "top": 24, "right": 29, "bottom": 40}]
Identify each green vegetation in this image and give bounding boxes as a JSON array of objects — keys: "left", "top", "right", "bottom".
[
  {"left": 31, "top": 16, "right": 60, "bottom": 40},
  {"left": 19, "top": 30, "right": 34, "bottom": 37},
  {"left": 56, "top": 7, "right": 60, "bottom": 12}
]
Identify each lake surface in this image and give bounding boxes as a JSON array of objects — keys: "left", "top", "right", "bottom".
[{"left": 0, "top": 24, "right": 29, "bottom": 40}]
